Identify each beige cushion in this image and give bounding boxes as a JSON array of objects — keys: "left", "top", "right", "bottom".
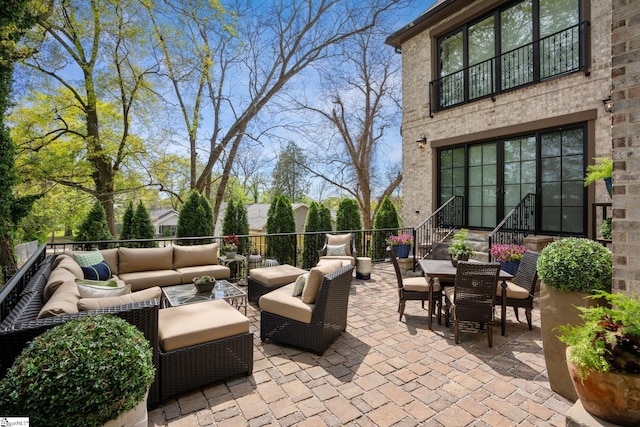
[
  {"left": 301, "top": 260, "right": 343, "bottom": 304},
  {"left": 117, "top": 270, "right": 182, "bottom": 292},
  {"left": 158, "top": 299, "right": 249, "bottom": 352},
  {"left": 249, "top": 264, "right": 307, "bottom": 287},
  {"left": 259, "top": 283, "right": 313, "bottom": 324},
  {"left": 38, "top": 280, "right": 80, "bottom": 318},
  {"left": 76, "top": 280, "right": 131, "bottom": 298},
  {"left": 173, "top": 243, "right": 219, "bottom": 269},
  {"left": 318, "top": 256, "right": 355, "bottom": 266},
  {"left": 403, "top": 277, "right": 441, "bottom": 292},
  {"left": 100, "top": 248, "right": 119, "bottom": 275},
  {"left": 326, "top": 234, "right": 352, "bottom": 256},
  {"left": 54, "top": 254, "right": 83, "bottom": 278},
  {"left": 118, "top": 246, "right": 173, "bottom": 274},
  {"left": 44, "top": 267, "right": 77, "bottom": 302},
  {"left": 497, "top": 281, "right": 530, "bottom": 299},
  {"left": 77, "top": 287, "right": 162, "bottom": 311},
  {"left": 176, "top": 265, "right": 230, "bottom": 284}
]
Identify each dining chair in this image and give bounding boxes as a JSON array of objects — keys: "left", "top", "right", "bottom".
[
  {"left": 430, "top": 242, "right": 454, "bottom": 287},
  {"left": 444, "top": 261, "right": 501, "bottom": 347},
  {"left": 388, "top": 246, "right": 442, "bottom": 323},
  {"left": 495, "top": 250, "right": 540, "bottom": 331}
]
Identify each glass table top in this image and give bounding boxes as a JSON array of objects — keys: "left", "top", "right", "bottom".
[{"left": 162, "top": 280, "right": 246, "bottom": 307}]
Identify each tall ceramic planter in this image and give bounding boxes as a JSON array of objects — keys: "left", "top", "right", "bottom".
[
  {"left": 540, "top": 283, "right": 604, "bottom": 401},
  {"left": 566, "top": 348, "right": 640, "bottom": 426}
]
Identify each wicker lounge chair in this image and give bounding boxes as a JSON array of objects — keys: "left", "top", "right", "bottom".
[{"left": 495, "top": 250, "right": 540, "bottom": 332}]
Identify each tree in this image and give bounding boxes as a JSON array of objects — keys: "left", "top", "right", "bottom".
[
  {"left": 302, "top": 202, "right": 320, "bottom": 269},
  {"left": 318, "top": 204, "right": 333, "bottom": 232},
  {"left": 120, "top": 202, "right": 134, "bottom": 240},
  {"left": 265, "top": 195, "right": 296, "bottom": 265},
  {"left": 272, "top": 141, "right": 310, "bottom": 202},
  {"left": 369, "top": 195, "right": 399, "bottom": 260},
  {"left": 222, "top": 200, "right": 250, "bottom": 254},
  {"left": 177, "top": 191, "right": 213, "bottom": 245},
  {"left": 76, "top": 202, "right": 113, "bottom": 247},
  {"left": 336, "top": 198, "right": 363, "bottom": 255},
  {"left": 131, "top": 201, "right": 155, "bottom": 248}
]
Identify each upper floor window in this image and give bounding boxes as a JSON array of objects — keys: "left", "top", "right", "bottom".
[{"left": 431, "top": 0, "right": 585, "bottom": 115}]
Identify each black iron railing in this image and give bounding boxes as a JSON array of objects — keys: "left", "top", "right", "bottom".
[
  {"left": 429, "top": 21, "right": 589, "bottom": 116},
  {"left": 487, "top": 193, "right": 536, "bottom": 261},
  {"left": 412, "top": 195, "right": 464, "bottom": 262},
  {"left": 0, "top": 244, "right": 47, "bottom": 322}
]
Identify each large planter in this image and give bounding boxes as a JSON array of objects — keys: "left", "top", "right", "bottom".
[
  {"left": 540, "top": 283, "right": 604, "bottom": 401},
  {"left": 450, "top": 254, "right": 469, "bottom": 267},
  {"left": 499, "top": 260, "right": 520, "bottom": 276},
  {"left": 566, "top": 348, "right": 640, "bottom": 426},
  {"left": 395, "top": 244, "right": 411, "bottom": 258},
  {"left": 103, "top": 392, "right": 148, "bottom": 427}
]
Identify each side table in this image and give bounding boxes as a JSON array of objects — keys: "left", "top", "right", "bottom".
[
  {"left": 356, "top": 257, "right": 371, "bottom": 280},
  {"left": 219, "top": 254, "right": 248, "bottom": 286}
]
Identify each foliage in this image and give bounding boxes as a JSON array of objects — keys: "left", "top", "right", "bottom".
[
  {"left": 272, "top": 141, "right": 309, "bottom": 202},
  {"left": 302, "top": 201, "right": 321, "bottom": 269},
  {"left": 336, "top": 198, "right": 362, "bottom": 255},
  {"left": 177, "top": 191, "right": 213, "bottom": 245},
  {"left": 222, "top": 234, "right": 240, "bottom": 253},
  {"left": 318, "top": 204, "right": 332, "bottom": 232},
  {"left": 387, "top": 233, "right": 413, "bottom": 246},
  {"left": 131, "top": 201, "right": 156, "bottom": 247},
  {"left": 0, "top": 315, "right": 155, "bottom": 427},
  {"left": 584, "top": 157, "right": 613, "bottom": 187},
  {"left": 558, "top": 291, "right": 640, "bottom": 379},
  {"left": 448, "top": 228, "right": 475, "bottom": 258},
  {"left": 120, "top": 201, "right": 134, "bottom": 240},
  {"left": 265, "top": 194, "right": 296, "bottom": 265},
  {"left": 222, "top": 200, "right": 249, "bottom": 254},
  {"left": 601, "top": 218, "right": 612, "bottom": 240},
  {"left": 369, "top": 195, "right": 399, "bottom": 260},
  {"left": 76, "top": 202, "right": 113, "bottom": 247},
  {"left": 537, "top": 237, "right": 612, "bottom": 293},
  {"left": 490, "top": 243, "right": 527, "bottom": 262}
]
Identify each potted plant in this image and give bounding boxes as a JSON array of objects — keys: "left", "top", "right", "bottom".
[
  {"left": 448, "top": 228, "right": 475, "bottom": 266},
  {"left": 537, "top": 237, "right": 612, "bottom": 401},
  {"left": 387, "top": 232, "right": 414, "bottom": 258},
  {"left": 490, "top": 243, "right": 527, "bottom": 275},
  {"left": 558, "top": 291, "right": 640, "bottom": 426},
  {"left": 584, "top": 157, "right": 613, "bottom": 198},
  {"left": 193, "top": 275, "right": 216, "bottom": 293},
  {"left": 221, "top": 234, "right": 240, "bottom": 259},
  {"left": 0, "top": 315, "right": 155, "bottom": 427}
]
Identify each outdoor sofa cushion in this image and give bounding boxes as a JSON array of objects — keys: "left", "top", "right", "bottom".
[
  {"left": 77, "top": 286, "right": 162, "bottom": 311},
  {"left": 302, "top": 260, "right": 344, "bottom": 304},
  {"left": 118, "top": 246, "right": 174, "bottom": 274},
  {"left": 259, "top": 283, "right": 314, "bottom": 324},
  {"left": 115, "top": 270, "right": 182, "bottom": 292},
  {"left": 174, "top": 265, "right": 231, "bottom": 284},
  {"left": 249, "top": 264, "right": 307, "bottom": 287},
  {"left": 37, "top": 280, "right": 81, "bottom": 319},
  {"left": 173, "top": 243, "right": 219, "bottom": 268},
  {"left": 325, "top": 233, "right": 352, "bottom": 256}
]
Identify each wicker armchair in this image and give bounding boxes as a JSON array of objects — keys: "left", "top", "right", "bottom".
[
  {"left": 444, "top": 262, "right": 501, "bottom": 347},
  {"left": 388, "top": 246, "right": 442, "bottom": 323},
  {"left": 495, "top": 250, "right": 540, "bottom": 332},
  {"left": 317, "top": 233, "right": 357, "bottom": 266},
  {"left": 260, "top": 265, "right": 353, "bottom": 355}
]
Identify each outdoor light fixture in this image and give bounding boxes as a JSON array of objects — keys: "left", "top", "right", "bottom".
[
  {"left": 416, "top": 134, "right": 427, "bottom": 149},
  {"left": 603, "top": 96, "right": 613, "bottom": 113}
]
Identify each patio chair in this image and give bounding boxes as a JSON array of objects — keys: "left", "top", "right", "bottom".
[
  {"left": 444, "top": 261, "right": 501, "bottom": 347},
  {"left": 495, "top": 250, "right": 540, "bottom": 331},
  {"left": 388, "top": 246, "right": 442, "bottom": 323},
  {"left": 318, "top": 233, "right": 357, "bottom": 266}
]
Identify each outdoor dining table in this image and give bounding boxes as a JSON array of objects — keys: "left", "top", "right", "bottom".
[{"left": 418, "top": 259, "right": 514, "bottom": 335}]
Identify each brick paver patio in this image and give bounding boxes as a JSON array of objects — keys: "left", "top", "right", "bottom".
[{"left": 148, "top": 262, "right": 573, "bottom": 426}]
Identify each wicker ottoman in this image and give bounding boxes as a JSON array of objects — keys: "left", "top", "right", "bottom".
[
  {"left": 247, "top": 264, "right": 307, "bottom": 302},
  {"left": 158, "top": 300, "right": 253, "bottom": 401}
]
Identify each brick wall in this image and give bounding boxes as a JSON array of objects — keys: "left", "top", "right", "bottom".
[{"left": 611, "top": 0, "right": 640, "bottom": 294}]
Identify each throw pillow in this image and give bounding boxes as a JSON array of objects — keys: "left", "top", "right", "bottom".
[
  {"left": 326, "top": 244, "right": 347, "bottom": 256},
  {"left": 77, "top": 280, "right": 130, "bottom": 298},
  {"left": 77, "top": 287, "right": 162, "bottom": 311},
  {"left": 292, "top": 273, "right": 309, "bottom": 297},
  {"left": 71, "top": 250, "right": 105, "bottom": 267},
  {"left": 81, "top": 260, "right": 112, "bottom": 281}
]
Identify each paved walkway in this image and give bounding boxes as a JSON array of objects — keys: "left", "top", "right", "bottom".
[{"left": 148, "top": 263, "right": 573, "bottom": 426}]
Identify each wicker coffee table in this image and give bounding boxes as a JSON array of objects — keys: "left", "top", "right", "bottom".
[{"left": 161, "top": 280, "right": 247, "bottom": 315}]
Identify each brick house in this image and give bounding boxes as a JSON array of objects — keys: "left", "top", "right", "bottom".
[{"left": 386, "top": 0, "right": 639, "bottom": 293}]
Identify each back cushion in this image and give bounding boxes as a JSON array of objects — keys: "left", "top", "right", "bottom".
[
  {"left": 55, "top": 254, "right": 84, "bottom": 278},
  {"left": 326, "top": 234, "right": 352, "bottom": 256},
  {"left": 100, "top": 248, "right": 119, "bottom": 275},
  {"left": 173, "top": 243, "right": 219, "bottom": 268},
  {"left": 301, "top": 260, "right": 343, "bottom": 304},
  {"left": 118, "top": 246, "right": 173, "bottom": 274}
]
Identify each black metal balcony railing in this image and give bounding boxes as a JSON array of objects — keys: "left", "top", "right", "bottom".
[
  {"left": 429, "top": 21, "right": 589, "bottom": 117},
  {"left": 487, "top": 193, "right": 536, "bottom": 261}
]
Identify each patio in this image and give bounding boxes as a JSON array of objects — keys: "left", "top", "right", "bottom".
[{"left": 148, "top": 261, "right": 573, "bottom": 426}]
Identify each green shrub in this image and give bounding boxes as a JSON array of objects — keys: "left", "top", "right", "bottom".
[
  {"left": 131, "top": 201, "right": 156, "bottom": 247},
  {"left": 177, "top": 191, "right": 213, "bottom": 245},
  {"left": 537, "top": 237, "right": 612, "bottom": 293},
  {"left": 369, "top": 195, "right": 399, "bottom": 260},
  {"left": 222, "top": 200, "right": 250, "bottom": 254},
  {"left": 76, "top": 202, "right": 113, "bottom": 248},
  {"left": 302, "top": 201, "right": 321, "bottom": 269},
  {"left": 336, "top": 198, "right": 363, "bottom": 256},
  {"left": 120, "top": 201, "right": 134, "bottom": 240},
  {"left": 0, "top": 315, "right": 155, "bottom": 427},
  {"left": 265, "top": 195, "right": 296, "bottom": 265}
]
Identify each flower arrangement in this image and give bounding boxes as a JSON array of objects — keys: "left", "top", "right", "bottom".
[
  {"left": 386, "top": 233, "right": 414, "bottom": 246},
  {"left": 221, "top": 234, "right": 240, "bottom": 252},
  {"left": 490, "top": 243, "right": 527, "bottom": 262}
]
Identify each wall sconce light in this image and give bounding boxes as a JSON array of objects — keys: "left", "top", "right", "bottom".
[
  {"left": 416, "top": 134, "right": 427, "bottom": 149},
  {"left": 602, "top": 96, "right": 613, "bottom": 113}
]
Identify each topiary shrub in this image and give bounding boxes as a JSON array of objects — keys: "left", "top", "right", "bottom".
[
  {"left": 537, "top": 237, "right": 612, "bottom": 293},
  {"left": 0, "top": 315, "right": 155, "bottom": 427}
]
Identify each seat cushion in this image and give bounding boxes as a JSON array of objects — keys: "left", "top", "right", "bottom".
[
  {"left": 318, "top": 256, "right": 355, "bottom": 266},
  {"left": 158, "top": 300, "right": 250, "bottom": 352},
  {"left": 496, "top": 281, "right": 530, "bottom": 299},
  {"left": 249, "top": 264, "right": 307, "bottom": 287},
  {"left": 259, "top": 283, "right": 313, "bottom": 324},
  {"left": 403, "top": 276, "right": 441, "bottom": 292},
  {"left": 176, "top": 265, "right": 230, "bottom": 284},
  {"left": 118, "top": 270, "right": 182, "bottom": 291},
  {"left": 173, "top": 243, "right": 219, "bottom": 269}
]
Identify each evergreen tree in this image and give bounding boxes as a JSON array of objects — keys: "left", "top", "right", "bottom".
[
  {"left": 177, "top": 191, "right": 213, "bottom": 245},
  {"left": 76, "top": 202, "right": 113, "bottom": 249},
  {"left": 265, "top": 195, "right": 296, "bottom": 265},
  {"left": 132, "top": 201, "right": 156, "bottom": 247},
  {"left": 222, "top": 200, "right": 237, "bottom": 237},
  {"left": 369, "top": 195, "right": 400, "bottom": 260},
  {"left": 302, "top": 202, "right": 320, "bottom": 269},
  {"left": 318, "top": 204, "right": 333, "bottom": 232},
  {"left": 222, "top": 199, "right": 250, "bottom": 254},
  {"left": 336, "top": 198, "right": 363, "bottom": 255},
  {"left": 120, "top": 202, "right": 134, "bottom": 240}
]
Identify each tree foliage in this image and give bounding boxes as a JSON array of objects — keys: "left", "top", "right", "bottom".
[
  {"left": 336, "top": 198, "right": 362, "bottom": 254},
  {"left": 265, "top": 195, "right": 296, "bottom": 265},
  {"left": 76, "top": 202, "right": 113, "bottom": 247},
  {"left": 222, "top": 199, "right": 250, "bottom": 254},
  {"left": 177, "top": 191, "right": 213, "bottom": 245},
  {"left": 369, "top": 195, "right": 399, "bottom": 260},
  {"left": 302, "top": 201, "right": 321, "bottom": 269},
  {"left": 272, "top": 141, "right": 309, "bottom": 202},
  {"left": 120, "top": 202, "right": 134, "bottom": 241},
  {"left": 318, "top": 204, "right": 333, "bottom": 232},
  {"left": 131, "top": 201, "right": 155, "bottom": 247}
]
